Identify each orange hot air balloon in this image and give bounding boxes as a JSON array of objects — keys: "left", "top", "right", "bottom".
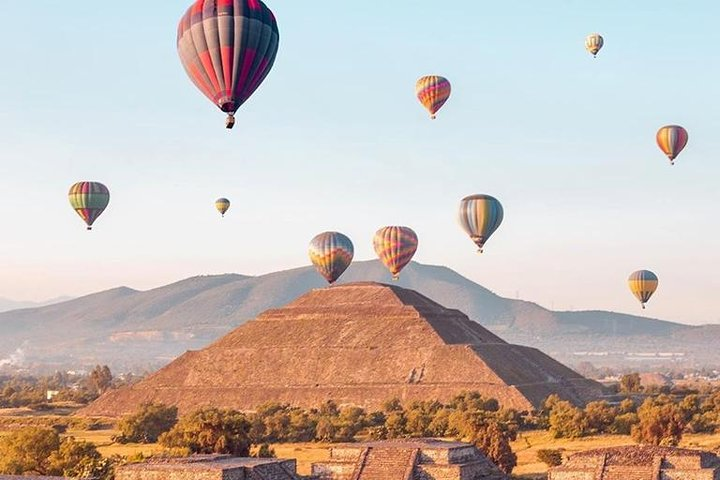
[{"left": 656, "top": 125, "right": 688, "bottom": 165}]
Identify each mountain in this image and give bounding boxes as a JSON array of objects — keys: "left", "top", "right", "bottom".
[
  {"left": 0, "top": 296, "right": 73, "bottom": 313},
  {"left": 0, "top": 261, "right": 714, "bottom": 372}
]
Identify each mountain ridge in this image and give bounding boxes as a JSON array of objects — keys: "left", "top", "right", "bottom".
[{"left": 0, "top": 261, "right": 714, "bottom": 372}]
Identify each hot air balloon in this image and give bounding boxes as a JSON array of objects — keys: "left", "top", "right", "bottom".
[
  {"left": 656, "top": 125, "right": 688, "bottom": 165},
  {"left": 309, "top": 232, "right": 354, "bottom": 284},
  {"left": 373, "top": 226, "right": 418, "bottom": 280},
  {"left": 68, "top": 182, "right": 110, "bottom": 231},
  {"left": 215, "top": 198, "right": 231, "bottom": 217},
  {"left": 628, "top": 270, "right": 658, "bottom": 309},
  {"left": 585, "top": 33, "right": 604, "bottom": 57},
  {"left": 416, "top": 76, "right": 451, "bottom": 119},
  {"left": 177, "top": 0, "right": 280, "bottom": 129},
  {"left": 458, "top": 194, "right": 504, "bottom": 253}
]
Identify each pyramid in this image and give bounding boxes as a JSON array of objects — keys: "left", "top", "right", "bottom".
[{"left": 82, "top": 283, "right": 603, "bottom": 416}]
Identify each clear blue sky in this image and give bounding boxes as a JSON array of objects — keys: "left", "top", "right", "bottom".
[{"left": 0, "top": 1, "right": 718, "bottom": 324}]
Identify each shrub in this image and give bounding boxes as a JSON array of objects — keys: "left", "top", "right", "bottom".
[
  {"left": 159, "top": 408, "right": 251, "bottom": 456},
  {"left": 537, "top": 449, "right": 563, "bottom": 467},
  {"left": 114, "top": 402, "right": 178, "bottom": 444}
]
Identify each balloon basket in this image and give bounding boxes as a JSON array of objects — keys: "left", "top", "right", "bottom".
[{"left": 225, "top": 115, "right": 236, "bottom": 129}]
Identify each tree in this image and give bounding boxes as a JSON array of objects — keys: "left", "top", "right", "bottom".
[
  {"left": 254, "top": 444, "right": 276, "bottom": 458},
  {"left": 88, "top": 365, "right": 113, "bottom": 395},
  {"left": 0, "top": 428, "right": 109, "bottom": 478},
  {"left": 48, "top": 438, "right": 113, "bottom": 479},
  {"left": 537, "top": 449, "right": 563, "bottom": 467},
  {"left": 0, "top": 427, "right": 60, "bottom": 475},
  {"left": 159, "top": 408, "right": 251, "bottom": 456},
  {"left": 631, "top": 398, "right": 686, "bottom": 446},
  {"left": 472, "top": 421, "right": 517, "bottom": 475},
  {"left": 114, "top": 402, "right": 178, "bottom": 444},
  {"left": 583, "top": 401, "right": 616, "bottom": 435},
  {"left": 620, "top": 373, "right": 642, "bottom": 394},
  {"left": 548, "top": 400, "right": 587, "bottom": 439}
]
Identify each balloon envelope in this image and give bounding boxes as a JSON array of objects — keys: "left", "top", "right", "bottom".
[
  {"left": 628, "top": 270, "right": 659, "bottom": 309},
  {"left": 656, "top": 125, "right": 688, "bottom": 165},
  {"left": 458, "top": 194, "right": 504, "bottom": 253},
  {"left": 373, "top": 226, "right": 418, "bottom": 280},
  {"left": 177, "top": 0, "right": 280, "bottom": 128},
  {"left": 309, "top": 232, "right": 354, "bottom": 284},
  {"left": 215, "top": 198, "right": 231, "bottom": 217},
  {"left": 68, "top": 182, "right": 110, "bottom": 230},
  {"left": 416, "top": 76, "right": 451, "bottom": 119},
  {"left": 585, "top": 33, "right": 604, "bottom": 56}
]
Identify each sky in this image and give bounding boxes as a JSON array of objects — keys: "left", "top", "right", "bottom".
[{"left": 0, "top": 1, "right": 718, "bottom": 325}]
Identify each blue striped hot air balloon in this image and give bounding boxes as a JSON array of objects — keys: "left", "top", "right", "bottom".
[
  {"left": 458, "top": 194, "right": 504, "bottom": 253},
  {"left": 309, "top": 232, "right": 354, "bottom": 284}
]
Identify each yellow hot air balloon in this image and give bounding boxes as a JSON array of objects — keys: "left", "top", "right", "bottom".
[
  {"left": 628, "top": 270, "right": 658, "bottom": 309},
  {"left": 215, "top": 198, "right": 231, "bottom": 217},
  {"left": 585, "top": 33, "right": 604, "bottom": 57}
]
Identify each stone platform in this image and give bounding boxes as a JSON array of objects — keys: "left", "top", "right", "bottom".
[{"left": 311, "top": 439, "right": 507, "bottom": 480}]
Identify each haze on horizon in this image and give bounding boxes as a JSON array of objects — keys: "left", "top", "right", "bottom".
[{"left": 0, "top": 1, "right": 718, "bottom": 326}]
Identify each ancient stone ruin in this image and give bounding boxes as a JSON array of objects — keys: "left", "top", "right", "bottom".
[
  {"left": 548, "top": 445, "right": 720, "bottom": 480},
  {"left": 116, "top": 455, "right": 299, "bottom": 480},
  {"left": 82, "top": 282, "right": 603, "bottom": 416},
  {"left": 312, "top": 439, "right": 507, "bottom": 480}
]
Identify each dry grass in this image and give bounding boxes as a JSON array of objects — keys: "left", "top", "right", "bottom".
[
  {"left": 510, "top": 430, "right": 720, "bottom": 478},
  {"left": 271, "top": 443, "right": 331, "bottom": 475},
  {"left": 65, "top": 429, "right": 165, "bottom": 458}
]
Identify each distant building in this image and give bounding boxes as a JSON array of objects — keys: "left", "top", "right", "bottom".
[
  {"left": 311, "top": 439, "right": 507, "bottom": 480},
  {"left": 116, "top": 455, "right": 299, "bottom": 480},
  {"left": 548, "top": 445, "right": 720, "bottom": 480},
  {"left": 46, "top": 390, "right": 60, "bottom": 401}
]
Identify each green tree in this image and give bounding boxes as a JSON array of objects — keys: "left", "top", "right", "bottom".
[
  {"left": 254, "top": 443, "right": 276, "bottom": 458},
  {"left": 472, "top": 421, "right": 517, "bottom": 475},
  {"left": 631, "top": 398, "right": 686, "bottom": 446},
  {"left": 88, "top": 365, "right": 113, "bottom": 395},
  {"left": 610, "top": 413, "right": 639, "bottom": 435},
  {"left": 536, "top": 449, "right": 563, "bottom": 467},
  {"left": 549, "top": 400, "right": 587, "bottom": 439},
  {"left": 48, "top": 438, "right": 113, "bottom": 479},
  {"left": 583, "top": 401, "right": 616, "bottom": 435},
  {"left": 620, "top": 373, "right": 642, "bottom": 394},
  {"left": 159, "top": 408, "right": 251, "bottom": 455},
  {"left": 0, "top": 427, "right": 60, "bottom": 475},
  {"left": 114, "top": 402, "right": 178, "bottom": 443}
]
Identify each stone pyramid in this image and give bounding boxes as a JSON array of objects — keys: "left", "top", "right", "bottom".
[{"left": 82, "top": 283, "right": 602, "bottom": 416}]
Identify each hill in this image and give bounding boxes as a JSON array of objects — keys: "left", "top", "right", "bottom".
[{"left": 0, "top": 261, "right": 714, "bottom": 371}]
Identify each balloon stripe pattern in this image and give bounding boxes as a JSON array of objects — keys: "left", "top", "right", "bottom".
[
  {"left": 585, "top": 33, "right": 604, "bottom": 56},
  {"left": 373, "top": 226, "right": 418, "bottom": 280},
  {"left": 416, "top": 76, "right": 451, "bottom": 119},
  {"left": 628, "top": 270, "right": 659, "bottom": 309},
  {"left": 309, "top": 232, "right": 354, "bottom": 284},
  {"left": 177, "top": 0, "right": 280, "bottom": 116},
  {"left": 68, "top": 182, "right": 110, "bottom": 230},
  {"left": 458, "top": 195, "right": 504, "bottom": 253},
  {"left": 656, "top": 125, "right": 688, "bottom": 164},
  {"left": 215, "top": 198, "right": 231, "bottom": 217}
]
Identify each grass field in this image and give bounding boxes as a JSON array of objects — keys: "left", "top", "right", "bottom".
[{"left": 2, "top": 418, "right": 719, "bottom": 479}]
